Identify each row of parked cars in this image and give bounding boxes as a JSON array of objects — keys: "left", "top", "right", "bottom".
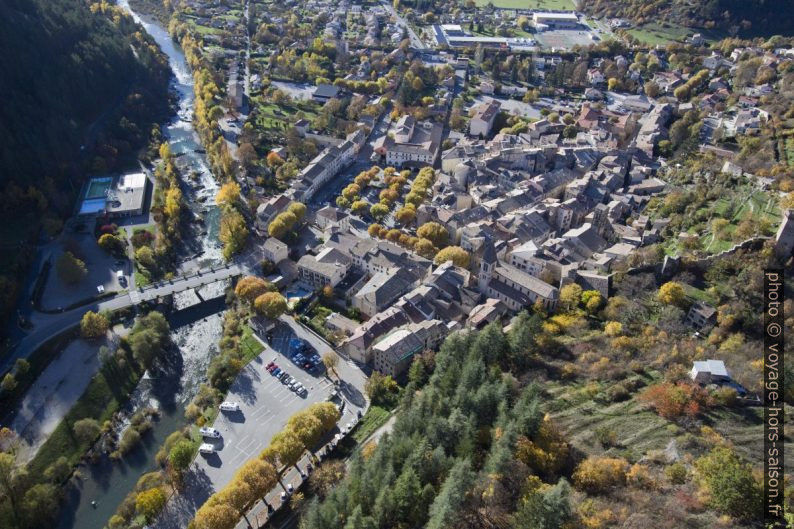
[
  {"left": 288, "top": 338, "right": 323, "bottom": 372},
  {"left": 267, "top": 361, "right": 308, "bottom": 395}
]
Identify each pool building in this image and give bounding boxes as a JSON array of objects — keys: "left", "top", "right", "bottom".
[{"left": 78, "top": 173, "right": 150, "bottom": 218}]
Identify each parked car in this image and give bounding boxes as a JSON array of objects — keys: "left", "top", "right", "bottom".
[
  {"left": 219, "top": 401, "right": 240, "bottom": 412},
  {"left": 272, "top": 367, "right": 281, "bottom": 376},
  {"left": 199, "top": 443, "right": 215, "bottom": 455},
  {"left": 289, "top": 380, "right": 299, "bottom": 390},
  {"left": 265, "top": 361, "right": 275, "bottom": 370},
  {"left": 200, "top": 427, "right": 221, "bottom": 438}
]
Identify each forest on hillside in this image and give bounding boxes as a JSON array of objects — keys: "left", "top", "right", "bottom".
[
  {"left": 582, "top": 0, "right": 794, "bottom": 37},
  {"left": 0, "top": 0, "right": 171, "bottom": 336}
]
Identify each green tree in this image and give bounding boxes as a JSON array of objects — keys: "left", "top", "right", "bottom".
[
  {"left": 236, "top": 458, "right": 278, "bottom": 498},
  {"left": 365, "top": 371, "right": 400, "bottom": 406},
  {"left": 168, "top": 439, "right": 195, "bottom": 473},
  {"left": 370, "top": 203, "right": 389, "bottom": 221},
  {"left": 559, "top": 283, "right": 583, "bottom": 311},
  {"left": 287, "top": 201, "right": 307, "bottom": 221},
  {"left": 56, "top": 251, "right": 87, "bottom": 285},
  {"left": 253, "top": 292, "right": 288, "bottom": 319},
  {"left": 234, "top": 276, "right": 274, "bottom": 304},
  {"left": 80, "top": 310, "right": 109, "bottom": 338},
  {"left": 22, "top": 482, "right": 59, "bottom": 528},
  {"left": 322, "top": 352, "right": 339, "bottom": 378},
  {"left": 414, "top": 238, "right": 437, "bottom": 259},
  {"left": 426, "top": 459, "right": 474, "bottom": 529},
  {"left": 135, "top": 245, "right": 156, "bottom": 270},
  {"left": 219, "top": 208, "right": 248, "bottom": 260},
  {"left": 657, "top": 281, "right": 686, "bottom": 306},
  {"left": 1, "top": 373, "right": 17, "bottom": 393},
  {"left": 694, "top": 447, "right": 762, "bottom": 519},
  {"left": 433, "top": 246, "right": 469, "bottom": 268},
  {"left": 98, "top": 233, "right": 126, "bottom": 256},
  {"left": 512, "top": 478, "right": 571, "bottom": 529},
  {"left": 136, "top": 487, "right": 167, "bottom": 522},
  {"left": 417, "top": 222, "right": 449, "bottom": 248},
  {"left": 73, "top": 418, "right": 101, "bottom": 444},
  {"left": 194, "top": 502, "right": 239, "bottom": 529}
]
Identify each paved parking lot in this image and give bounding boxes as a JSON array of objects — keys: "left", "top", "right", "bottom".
[{"left": 195, "top": 317, "right": 368, "bottom": 494}]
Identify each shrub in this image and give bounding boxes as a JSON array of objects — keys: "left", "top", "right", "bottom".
[
  {"left": 640, "top": 381, "right": 711, "bottom": 420},
  {"left": 665, "top": 462, "right": 688, "bottom": 484},
  {"left": 694, "top": 447, "right": 762, "bottom": 520},
  {"left": 573, "top": 456, "right": 629, "bottom": 493}
]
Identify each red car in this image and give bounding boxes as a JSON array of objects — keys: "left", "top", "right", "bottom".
[
  {"left": 266, "top": 361, "right": 275, "bottom": 370},
  {"left": 267, "top": 363, "right": 278, "bottom": 373}
]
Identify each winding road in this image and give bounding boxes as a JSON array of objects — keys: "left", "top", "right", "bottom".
[{"left": 1, "top": 264, "right": 242, "bottom": 374}]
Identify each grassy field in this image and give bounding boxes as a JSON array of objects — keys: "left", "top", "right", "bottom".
[
  {"left": 351, "top": 405, "right": 391, "bottom": 444},
  {"left": 252, "top": 98, "right": 320, "bottom": 146},
  {"left": 240, "top": 324, "right": 265, "bottom": 364},
  {"left": 627, "top": 23, "right": 725, "bottom": 46},
  {"left": 28, "top": 352, "right": 143, "bottom": 476},
  {"left": 474, "top": 0, "right": 574, "bottom": 9}
]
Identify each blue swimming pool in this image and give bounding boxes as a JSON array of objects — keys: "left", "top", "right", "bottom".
[{"left": 285, "top": 286, "right": 311, "bottom": 299}]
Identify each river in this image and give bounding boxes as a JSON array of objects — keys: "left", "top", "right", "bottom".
[{"left": 57, "top": 2, "right": 226, "bottom": 528}]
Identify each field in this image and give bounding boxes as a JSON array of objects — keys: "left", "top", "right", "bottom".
[
  {"left": 627, "top": 23, "right": 725, "bottom": 46},
  {"left": 240, "top": 324, "right": 265, "bottom": 363},
  {"left": 474, "top": 0, "right": 574, "bottom": 9},
  {"left": 252, "top": 98, "right": 319, "bottom": 143},
  {"left": 350, "top": 405, "right": 391, "bottom": 444}
]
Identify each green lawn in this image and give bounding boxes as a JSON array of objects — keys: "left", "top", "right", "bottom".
[
  {"left": 627, "top": 23, "right": 726, "bottom": 46},
  {"left": 351, "top": 405, "right": 390, "bottom": 444},
  {"left": 240, "top": 324, "right": 265, "bottom": 364},
  {"left": 28, "top": 353, "right": 143, "bottom": 477},
  {"left": 474, "top": 0, "right": 574, "bottom": 9}
]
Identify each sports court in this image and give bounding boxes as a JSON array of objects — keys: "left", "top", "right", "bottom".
[{"left": 536, "top": 29, "right": 599, "bottom": 50}]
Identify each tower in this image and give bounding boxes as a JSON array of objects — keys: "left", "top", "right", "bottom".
[{"left": 478, "top": 239, "right": 497, "bottom": 293}]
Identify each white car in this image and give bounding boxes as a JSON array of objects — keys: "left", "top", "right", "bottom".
[
  {"left": 287, "top": 483, "right": 294, "bottom": 493},
  {"left": 199, "top": 443, "right": 215, "bottom": 455},
  {"left": 219, "top": 401, "right": 240, "bottom": 412},
  {"left": 200, "top": 427, "right": 221, "bottom": 439}
]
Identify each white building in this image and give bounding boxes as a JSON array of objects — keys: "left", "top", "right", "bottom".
[
  {"left": 296, "top": 247, "right": 351, "bottom": 289},
  {"left": 262, "top": 237, "right": 289, "bottom": 264},
  {"left": 469, "top": 100, "right": 501, "bottom": 138},
  {"left": 533, "top": 12, "right": 579, "bottom": 30}
]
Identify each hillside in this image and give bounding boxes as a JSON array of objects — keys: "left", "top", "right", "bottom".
[
  {"left": 582, "top": 0, "right": 794, "bottom": 37},
  {"left": 0, "top": 0, "right": 170, "bottom": 336}
]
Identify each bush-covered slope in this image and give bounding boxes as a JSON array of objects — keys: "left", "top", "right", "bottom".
[{"left": 582, "top": 0, "right": 794, "bottom": 37}]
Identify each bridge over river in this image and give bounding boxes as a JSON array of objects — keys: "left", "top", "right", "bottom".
[{"left": 1, "top": 263, "right": 242, "bottom": 373}]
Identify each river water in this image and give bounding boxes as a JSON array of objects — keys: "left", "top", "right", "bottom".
[{"left": 58, "top": 3, "right": 226, "bottom": 528}]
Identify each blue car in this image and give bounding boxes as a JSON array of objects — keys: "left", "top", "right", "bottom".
[{"left": 272, "top": 367, "right": 281, "bottom": 376}]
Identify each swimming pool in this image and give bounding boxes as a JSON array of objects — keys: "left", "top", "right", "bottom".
[
  {"left": 285, "top": 285, "right": 312, "bottom": 299},
  {"left": 78, "top": 198, "right": 107, "bottom": 215},
  {"left": 85, "top": 177, "right": 113, "bottom": 199}
]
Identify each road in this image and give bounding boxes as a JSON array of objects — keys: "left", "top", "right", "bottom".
[
  {"left": 1, "top": 264, "right": 242, "bottom": 374},
  {"left": 382, "top": 1, "right": 426, "bottom": 50}
]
